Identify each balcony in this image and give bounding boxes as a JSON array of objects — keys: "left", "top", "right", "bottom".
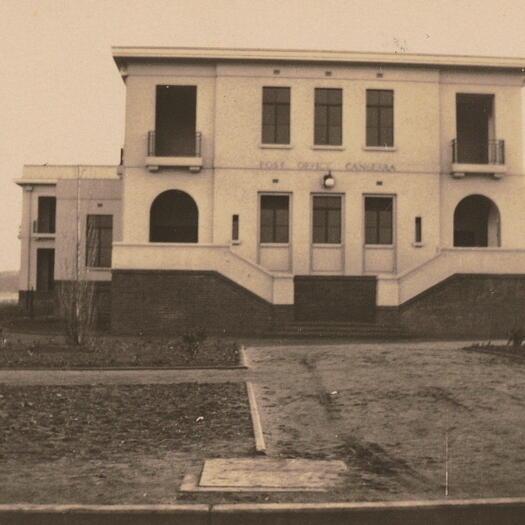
[
  {"left": 451, "top": 139, "right": 506, "bottom": 179},
  {"left": 145, "top": 130, "right": 203, "bottom": 172}
]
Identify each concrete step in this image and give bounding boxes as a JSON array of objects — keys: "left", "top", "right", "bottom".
[{"left": 274, "top": 322, "right": 411, "bottom": 339}]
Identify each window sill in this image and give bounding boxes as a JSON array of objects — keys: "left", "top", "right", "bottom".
[
  {"left": 311, "top": 145, "right": 345, "bottom": 151},
  {"left": 260, "top": 143, "right": 293, "bottom": 149},
  {"left": 364, "top": 244, "right": 394, "bottom": 249},
  {"left": 412, "top": 242, "right": 425, "bottom": 248},
  {"left": 260, "top": 243, "right": 290, "bottom": 247},
  {"left": 231, "top": 240, "right": 242, "bottom": 246},
  {"left": 312, "top": 243, "right": 343, "bottom": 248},
  {"left": 33, "top": 232, "right": 56, "bottom": 238},
  {"left": 362, "top": 146, "right": 397, "bottom": 152}
]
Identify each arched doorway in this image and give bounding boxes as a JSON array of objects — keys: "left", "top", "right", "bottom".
[
  {"left": 149, "top": 190, "right": 198, "bottom": 242},
  {"left": 453, "top": 195, "right": 500, "bottom": 247}
]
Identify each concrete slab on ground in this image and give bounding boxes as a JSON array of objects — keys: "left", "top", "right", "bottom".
[{"left": 181, "top": 458, "right": 347, "bottom": 492}]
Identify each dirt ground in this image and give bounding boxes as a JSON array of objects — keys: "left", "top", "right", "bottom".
[
  {"left": 0, "top": 383, "right": 253, "bottom": 504},
  {"left": 1, "top": 340, "right": 524, "bottom": 503},
  {"left": 249, "top": 342, "right": 525, "bottom": 500}
]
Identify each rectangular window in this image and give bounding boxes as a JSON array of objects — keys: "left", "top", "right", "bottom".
[
  {"left": 86, "top": 215, "right": 113, "bottom": 268},
  {"left": 366, "top": 89, "right": 394, "bottom": 147},
  {"left": 262, "top": 87, "right": 290, "bottom": 144},
  {"left": 415, "top": 216, "right": 422, "bottom": 243},
  {"left": 232, "top": 214, "right": 239, "bottom": 241},
  {"left": 314, "top": 88, "right": 342, "bottom": 145},
  {"left": 260, "top": 195, "right": 289, "bottom": 243},
  {"left": 37, "top": 197, "right": 56, "bottom": 234},
  {"left": 313, "top": 196, "right": 342, "bottom": 244},
  {"left": 365, "top": 197, "right": 393, "bottom": 245}
]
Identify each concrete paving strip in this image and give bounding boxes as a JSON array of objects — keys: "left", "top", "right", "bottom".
[
  {"left": 180, "top": 458, "right": 347, "bottom": 492},
  {"left": 2, "top": 499, "right": 525, "bottom": 525},
  {"left": 246, "top": 381, "right": 266, "bottom": 454}
]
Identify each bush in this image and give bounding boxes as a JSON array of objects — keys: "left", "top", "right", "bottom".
[
  {"left": 507, "top": 325, "right": 524, "bottom": 347},
  {"left": 181, "top": 328, "right": 208, "bottom": 359}
]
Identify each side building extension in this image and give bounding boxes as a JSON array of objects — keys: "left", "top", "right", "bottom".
[
  {"left": 16, "top": 165, "right": 122, "bottom": 327},
  {"left": 16, "top": 47, "right": 525, "bottom": 338}
]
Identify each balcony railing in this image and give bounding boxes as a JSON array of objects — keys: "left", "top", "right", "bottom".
[
  {"left": 452, "top": 139, "right": 505, "bottom": 165},
  {"left": 147, "top": 130, "right": 202, "bottom": 157},
  {"left": 146, "top": 130, "right": 203, "bottom": 172}
]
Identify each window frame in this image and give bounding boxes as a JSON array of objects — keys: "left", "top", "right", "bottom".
[
  {"left": 366, "top": 89, "right": 394, "bottom": 148},
  {"left": 311, "top": 194, "right": 343, "bottom": 245},
  {"left": 261, "top": 86, "right": 291, "bottom": 145},
  {"left": 415, "top": 216, "right": 422, "bottom": 244},
  {"left": 364, "top": 195, "right": 395, "bottom": 246},
  {"left": 86, "top": 214, "right": 113, "bottom": 269},
  {"left": 314, "top": 87, "right": 343, "bottom": 146},
  {"left": 259, "top": 193, "right": 291, "bottom": 245}
]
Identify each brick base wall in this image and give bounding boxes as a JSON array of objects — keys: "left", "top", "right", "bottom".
[
  {"left": 19, "top": 282, "right": 112, "bottom": 329},
  {"left": 19, "top": 290, "right": 55, "bottom": 318},
  {"left": 111, "top": 270, "right": 293, "bottom": 336},
  {"left": 399, "top": 274, "right": 525, "bottom": 338}
]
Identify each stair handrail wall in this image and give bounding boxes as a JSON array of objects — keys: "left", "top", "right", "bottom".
[
  {"left": 378, "top": 247, "right": 525, "bottom": 307},
  {"left": 112, "top": 242, "right": 294, "bottom": 305}
]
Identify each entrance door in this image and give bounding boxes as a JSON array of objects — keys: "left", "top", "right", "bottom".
[
  {"left": 36, "top": 249, "right": 55, "bottom": 291},
  {"left": 155, "top": 85, "right": 197, "bottom": 156},
  {"left": 456, "top": 94, "right": 493, "bottom": 164}
]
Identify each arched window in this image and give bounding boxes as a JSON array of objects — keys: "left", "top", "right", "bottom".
[
  {"left": 453, "top": 195, "right": 500, "bottom": 247},
  {"left": 149, "top": 190, "right": 198, "bottom": 243}
]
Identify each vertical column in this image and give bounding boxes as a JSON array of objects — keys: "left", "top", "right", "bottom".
[{"left": 19, "top": 185, "right": 34, "bottom": 291}]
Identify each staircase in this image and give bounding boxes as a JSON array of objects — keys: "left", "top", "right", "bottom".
[{"left": 273, "top": 321, "right": 411, "bottom": 339}]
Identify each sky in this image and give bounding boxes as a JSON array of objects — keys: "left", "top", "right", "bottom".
[{"left": 0, "top": 0, "right": 524, "bottom": 271}]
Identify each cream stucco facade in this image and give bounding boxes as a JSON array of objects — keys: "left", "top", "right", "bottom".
[
  {"left": 16, "top": 47, "right": 525, "bottom": 334},
  {"left": 113, "top": 48, "right": 525, "bottom": 308}
]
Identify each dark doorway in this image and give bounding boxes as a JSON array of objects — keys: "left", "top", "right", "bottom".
[
  {"left": 456, "top": 94, "right": 493, "bottom": 164},
  {"left": 36, "top": 249, "right": 55, "bottom": 291},
  {"left": 294, "top": 276, "right": 376, "bottom": 322},
  {"left": 155, "top": 85, "right": 197, "bottom": 156},
  {"left": 454, "top": 195, "right": 500, "bottom": 247},
  {"left": 150, "top": 190, "right": 198, "bottom": 243}
]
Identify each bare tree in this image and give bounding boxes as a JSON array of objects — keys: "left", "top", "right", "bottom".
[{"left": 56, "top": 173, "right": 97, "bottom": 346}]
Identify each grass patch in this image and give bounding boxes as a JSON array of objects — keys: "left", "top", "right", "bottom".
[
  {"left": 0, "top": 301, "right": 63, "bottom": 335},
  {"left": 0, "top": 336, "right": 241, "bottom": 368}
]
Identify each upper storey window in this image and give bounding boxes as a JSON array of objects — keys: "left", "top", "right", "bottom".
[
  {"left": 314, "top": 88, "right": 342, "bottom": 146},
  {"left": 366, "top": 89, "right": 394, "bottom": 147},
  {"left": 36, "top": 196, "right": 56, "bottom": 234},
  {"left": 262, "top": 87, "right": 291, "bottom": 144}
]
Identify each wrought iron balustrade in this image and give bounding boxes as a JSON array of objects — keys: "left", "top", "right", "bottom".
[
  {"left": 452, "top": 139, "right": 505, "bottom": 165},
  {"left": 147, "top": 130, "right": 202, "bottom": 157}
]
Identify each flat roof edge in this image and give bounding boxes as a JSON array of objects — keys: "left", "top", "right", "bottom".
[
  {"left": 23, "top": 164, "right": 118, "bottom": 168},
  {"left": 111, "top": 46, "right": 525, "bottom": 70}
]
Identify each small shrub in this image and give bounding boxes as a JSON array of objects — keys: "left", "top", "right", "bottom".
[
  {"left": 181, "top": 328, "right": 208, "bottom": 360},
  {"left": 507, "top": 325, "right": 525, "bottom": 347}
]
